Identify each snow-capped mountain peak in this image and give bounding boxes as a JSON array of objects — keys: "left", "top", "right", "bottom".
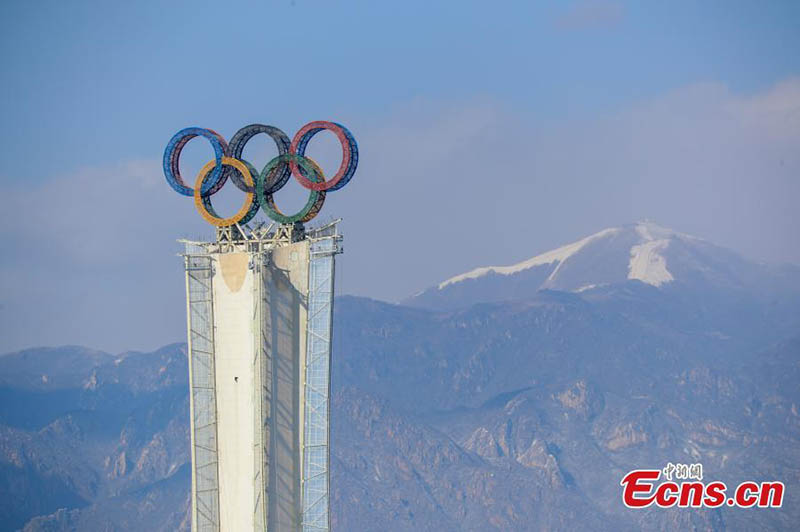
[
  {"left": 405, "top": 221, "right": 776, "bottom": 311},
  {"left": 438, "top": 227, "right": 621, "bottom": 290},
  {"left": 439, "top": 221, "right": 682, "bottom": 292}
]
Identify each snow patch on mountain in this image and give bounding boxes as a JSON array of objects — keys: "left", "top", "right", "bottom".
[
  {"left": 438, "top": 228, "right": 621, "bottom": 290},
  {"left": 628, "top": 239, "right": 673, "bottom": 286},
  {"left": 624, "top": 222, "right": 676, "bottom": 286},
  {"left": 575, "top": 283, "right": 604, "bottom": 293}
]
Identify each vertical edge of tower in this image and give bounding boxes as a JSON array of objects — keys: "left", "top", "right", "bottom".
[
  {"left": 254, "top": 250, "right": 270, "bottom": 531},
  {"left": 301, "top": 227, "right": 340, "bottom": 531},
  {"left": 184, "top": 245, "right": 222, "bottom": 531}
]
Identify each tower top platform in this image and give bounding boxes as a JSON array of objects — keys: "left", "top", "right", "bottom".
[{"left": 180, "top": 218, "right": 342, "bottom": 255}]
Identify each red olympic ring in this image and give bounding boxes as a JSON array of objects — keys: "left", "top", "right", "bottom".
[{"left": 289, "top": 121, "right": 354, "bottom": 192}]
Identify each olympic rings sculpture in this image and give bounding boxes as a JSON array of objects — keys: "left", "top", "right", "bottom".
[{"left": 163, "top": 121, "right": 358, "bottom": 226}]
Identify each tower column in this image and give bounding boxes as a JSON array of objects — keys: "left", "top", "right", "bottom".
[{"left": 183, "top": 222, "right": 340, "bottom": 532}]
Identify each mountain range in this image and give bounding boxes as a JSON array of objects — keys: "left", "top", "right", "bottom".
[{"left": 1, "top": 221, "right": 799, "bottom": 531}]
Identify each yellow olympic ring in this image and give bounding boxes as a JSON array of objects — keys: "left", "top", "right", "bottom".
[{"left": 193, "top": 157, "right": 255, "bottom": 227}]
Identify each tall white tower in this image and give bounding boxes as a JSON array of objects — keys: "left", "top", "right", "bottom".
[{"left": 182, "top": 221, "right": 340, "bottom": 532}]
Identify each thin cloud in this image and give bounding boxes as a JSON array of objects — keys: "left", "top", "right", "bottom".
[{"left": 556, "top": 0, "right": 625, "bottom": 30}]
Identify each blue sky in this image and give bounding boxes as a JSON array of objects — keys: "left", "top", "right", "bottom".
[{"left": 1, "top": 1, "right": 799, "bottom": 352}]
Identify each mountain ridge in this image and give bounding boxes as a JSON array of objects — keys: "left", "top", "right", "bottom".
[{"left": 405, "top": 221, "right": 800, "bottom": 311}]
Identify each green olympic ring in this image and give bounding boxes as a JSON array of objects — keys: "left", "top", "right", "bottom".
[{"left": 256, "top": 154, "right": 326, "bottom": 224}]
